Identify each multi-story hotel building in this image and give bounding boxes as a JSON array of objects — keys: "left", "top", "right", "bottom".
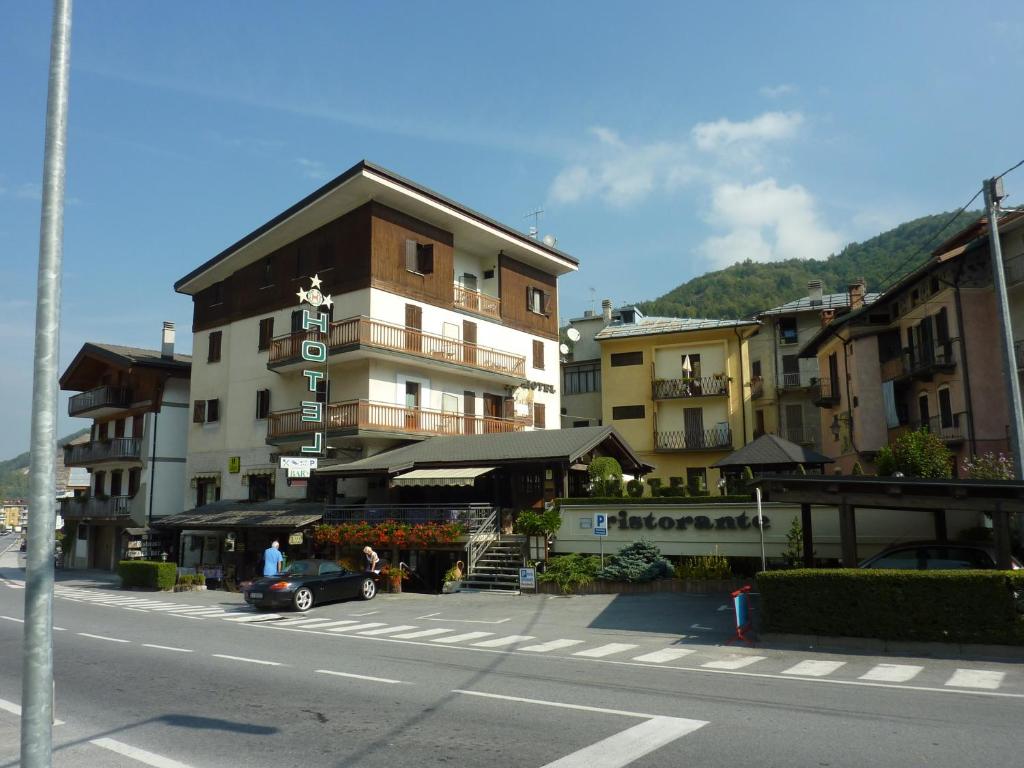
[
  {"left": 58, "top": 325, "right": 191, "bottom": 569},
  {"left": 174, "top": 161, "right": 577, "bottom": 512},
  {"left": 596, "top": 307, "right": 758, "bottom": 493}
]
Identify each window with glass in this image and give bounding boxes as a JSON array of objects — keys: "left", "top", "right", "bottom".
[
  {"left": 564, "top": 363, "right": 601, "bottom": 394},
  {"left": 778, "top": 317, "right": 799, "bottom": 345}
]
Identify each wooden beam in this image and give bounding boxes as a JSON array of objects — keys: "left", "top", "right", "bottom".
[{"left": 838, "top": 503, "right": 858, "bottom": 567}]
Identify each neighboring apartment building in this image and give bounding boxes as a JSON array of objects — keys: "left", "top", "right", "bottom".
[
  {"left": 173, "top": 160, "right": 577, "bottom": 513},
  {"left": 750, "top": 279, "right": 880, "bottom": 451},
  {"left": 560, "top": 299, "right": 615, "bottom": 428},
  {"left": 801, "top": 216, "right": 1021, "bottom": 474},
  {"left": 596, "top": 307, "right": 759, "bottom": 493},
  {"left": 2, "top": 503, "right": 27, "bottom": 532},
  {"left": 57, "top": 325, "right": 191, "bottom": 569}
]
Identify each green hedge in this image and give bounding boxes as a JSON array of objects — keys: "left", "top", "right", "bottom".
[
  {"left": 117, "top": 560, "right": 177, "bottom": 590},
  {"left": 758, "top": 569, "right": 1024, "bottom": 645},
  {"left": 558, "top": 495, "right": 753, "bottom": 506}
]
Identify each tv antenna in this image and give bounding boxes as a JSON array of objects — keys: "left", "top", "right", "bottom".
[{"left": 524, "top": 207, "right": 544, "bottom": 239}]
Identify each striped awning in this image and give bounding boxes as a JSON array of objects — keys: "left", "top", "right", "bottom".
[{"left": 391, "top": 467, "right": 495, "bottom": 487}]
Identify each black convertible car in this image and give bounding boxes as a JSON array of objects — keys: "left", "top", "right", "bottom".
[{"left": 243, "top": 559, "right": 377, "bottom": 611}]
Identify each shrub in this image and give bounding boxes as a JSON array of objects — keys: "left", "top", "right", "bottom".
[
  {"left": 851, "top": 461, "right": 864, "bottom": 476},
  {"left": 781, "top": 518, "right": 805, "bottom": 567},
  {"left": 669, "top": 476, "right": 684, "bottom": 489},
  {"left": 598, "top": 540, "right": 674, "bottom": 583},
  {"left": 647, "top": 477, "right": 662, "bottom": 493},
  {"left": 588, "top": 457, "right": 623, "bottom": 497},
  {"left": 559, "top": 495, "right": 754, "bottom": 505},
  {"left": 513, "top": 508, "right": 562, "bottom": 536},
  {"left": 538, "top": 554, "right": 601, "bottom": 594},
  {"left": 875, "top": 429, "right": 953, "bottom": 479},
  {"left": 118, "top": 560, "right": 177, "bottom": 590},
  {"left": 625, "top": 479, "right": 644, "bottom": 498},
  {"left": 758, "top": 569, "right": 1024, "bottom": 645},
  {"left": 742, "top": 466, "right": 754, "bottom": 481},
  {"left": 962, "top": 452, "right": 1015, "bottom": 480},
  {"left": 676, "top": 553, "right": 732, "bottom": 581}
]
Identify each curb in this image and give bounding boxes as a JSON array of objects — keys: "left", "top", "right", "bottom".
[{"left": 760, "top": 632, "right": 1024, "bottom": 662}]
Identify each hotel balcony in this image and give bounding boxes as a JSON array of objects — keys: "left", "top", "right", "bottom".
[
  {"left": 453, "top": 285, "right": 501, "bottom": 320},
  {"left": 898, "top": 343, "right": 956, "bottom": 381},
  {"left": 267, "top": 316, "right": 525, "bottom": 380},
  {"left": 651, "top": 374, "right": 728, "bottom": 401},
  {"left": 654, "top": 426, "right": 733, "bottom": 452},
  {"left": 811, "top": 379, "right": 840, "bottom": 408},
  {"left": 58, "top": 495, "right": 136, "bottom": 521},
  {"left": 267, "top": 399, "right": 524, "bottom": 444},
  {"left": 67, "top": 385, "right": 132, "bottom": 418},
  {"left": 63, "top": 437, "right": 142, "bottom": 467}
]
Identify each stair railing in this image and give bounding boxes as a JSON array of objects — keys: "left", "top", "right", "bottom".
[{"left": 466, "top": 507, "right": 498, "bottom": 577}]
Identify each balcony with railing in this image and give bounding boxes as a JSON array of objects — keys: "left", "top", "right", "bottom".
[
  {"left": 780, "top": 371, "right": 814, "bottom": 391},
  {"left": 910, "top": 411, "right": 968, "bottom": 445},
  {"left": 453, "top": 285, "right": 501, "bottom": 320},
  {"left": 67, "top": 385, "right": 133, "bottom": 418},
  {"left": 63, "top": 437, "right": 142, "bottom": 467},
  {"left": 651, "top": 375, "right": 728, "bottom": 400},
  {"left": 900, "top": 343, "right": 956, "bottom": 381},
  {"left": 59, "top": 495, "right": 135, "bottom": 520},
  {"left": 267, "top": 400, "right": 524, "bottom": 442},
  {"left": 811, "top": 378, "right": 840, "bottom": 407},
  {"left": 268, "top": 316, "right": 525, "bottom": 379},
  {"left": 751, "top": 376, "right": 765, "bottom": 400},
  {"left": 654, "top": 426, "right": 733, "bottom": 452},
  {"left": 782, "top": 425, "right": 818, "bottom": 445}
]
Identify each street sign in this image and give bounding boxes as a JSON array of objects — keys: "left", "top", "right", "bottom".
[
  {"left": 280, "top": 457, "right": 318, "bottom": 470},
  {"left": 519, "top": 567, "right": 536, "bottom": 590},
  {"left": 593, "top": 513, "right": 608, "bottom": 537},
  {"left": 287, "top": 467, "right": 311, "bottom": 478}
]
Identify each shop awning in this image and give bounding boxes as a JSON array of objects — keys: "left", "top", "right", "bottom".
[
  {"left": 392, "top": 467, "right": 495, "bottom": 487},
  {"left": 154, "top": 501, "right": 323, "bottom": 530}
]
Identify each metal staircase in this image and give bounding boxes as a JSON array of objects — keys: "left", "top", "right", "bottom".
[{"left": 462, "top": 537, "right": 526, "bottom": 592}]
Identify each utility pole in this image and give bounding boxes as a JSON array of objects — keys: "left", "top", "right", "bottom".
[
  {"left": 22, "top": 1, "right": 72, "bottom": 765},
  {"left": 983, "top": 175, "right": 1024, "bottom": 568}
]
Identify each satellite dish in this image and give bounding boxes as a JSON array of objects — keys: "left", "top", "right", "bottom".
[
  {"left": 559, "top": 343, "right": 570, "bottom": 355},
  {"left": 542, "top": 234, "right": 557, "bottom": 247},
  {"left": 566, "top": 327, "right": 581, "bottom": 342}
]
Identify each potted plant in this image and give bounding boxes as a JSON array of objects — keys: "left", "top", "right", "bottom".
[
  {"left": 442, "top": 560, "right": 464, "bottom": 594},
  {"left": 384, "top": 564, "right": 408, "bottom": 594}
]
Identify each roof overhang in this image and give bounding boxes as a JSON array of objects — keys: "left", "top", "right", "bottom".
[
  {"left": 175, "top": 161, "right": 579, "bottom": 295},
  {"left": 392, "top": 467, "right": 496, "bottom": 487}
]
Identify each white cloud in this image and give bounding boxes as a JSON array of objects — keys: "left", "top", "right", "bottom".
[
  {"left": 692, "top": 112, "right": 803, "bottom": 152},
  {"left": 699, "top": 179, "right": 843, "bottom": 268},
  {"left": 295, "top": 158, "right": 329, "bottom": 181},
  {"left": 759, "top": 83, "right": 797, "bottom": 99}
]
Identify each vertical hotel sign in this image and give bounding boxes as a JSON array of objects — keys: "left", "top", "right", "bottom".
[{"left": 296, "top": 274, "right": 333, "bottom": 454}]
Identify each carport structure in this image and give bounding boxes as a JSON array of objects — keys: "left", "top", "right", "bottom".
[{"left": 754, "top": 476, "right": 1024, "bottom": 568}]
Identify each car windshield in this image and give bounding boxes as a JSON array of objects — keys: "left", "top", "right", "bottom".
[{"left": 282, "top": 561, "right": 316, "bottom": 576}]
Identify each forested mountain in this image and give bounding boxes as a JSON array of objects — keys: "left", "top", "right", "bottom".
[
  {"left": 0, "top": 429, "right": 89, "bottom": 501},
  {"left": 635, "top": 211, "right": 979, "bottom": 319}
]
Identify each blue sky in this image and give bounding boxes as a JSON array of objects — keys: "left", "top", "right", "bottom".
[{"left": 2, "top": 1, "right": 1023, "bottom": 458}]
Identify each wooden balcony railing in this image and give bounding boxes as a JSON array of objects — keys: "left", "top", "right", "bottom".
[
  {"left": 654, "top": 427, "right": 733, "bottom": 452},
  {"left": 651, "top": 375, "right": 728, "bottom": 400},
  {"left": 68, "top": 385, "right": 132, "bottom": 417},
  {"left": 59, "top": 495, "right": 134, "bottom": 519},
  {"left": 453, "top": 285, "right": 501, "bottom": 320},
  {"left": 63, "top": 437, "right": 142, "bottom": 466},
  {"left": 268, "top": 399, "right": 524, "bottom": 441},
  {"left": 268, "top": 316, "right": 524, "bottom": 378}
]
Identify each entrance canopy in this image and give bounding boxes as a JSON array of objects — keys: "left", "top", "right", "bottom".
[
  {"left": 156, "top": 500, "right": 324, "bottom": 530},
  {"left": 392, "top": 467, "right": 495, "bottom": 487}
]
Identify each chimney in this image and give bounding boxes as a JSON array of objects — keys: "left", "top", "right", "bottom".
[
  {"left": 601, "top": 299, "right": 613, "bottom": 323},
  {"left": 820, "top": 308, "right": 835, "bottom": 327},
  {"left": 161, "top": 322, "right": 175, "bottom": 359},
  {"left": 807, "top": 279, "right": 823, "bottom": 305},
  {"left": 847, "top": 277, "right": 866, "bottom": 310}
]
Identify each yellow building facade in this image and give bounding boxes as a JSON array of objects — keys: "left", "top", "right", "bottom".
[{"left": 596, "top": 311, "right": 759, "bottom": 493}]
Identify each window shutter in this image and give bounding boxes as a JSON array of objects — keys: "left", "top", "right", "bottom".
[
  {"left": 291, "top": 309, "right": 303, "bottom": 333},
  {"left": 533, "top": 340, "right": 544, "bottom": 370},
  {"left": 406, "top": 240, "right": 418, "bottom": 272},
  {"left": 503, "top": 397, "right": 515, "bottom": 419},
  {"left": 208, "top": 331, "right": 221, "bottom": 363},
  {"left": 256, "top": 389, "right": 270, "bottom": 419},
  {"left": 193, "top": 401, "right": 206, "bottom": 424},
  {"left": 258, "top": 318, "right": 274, "bottom": 351},
  {"left": 526, "top": 286, "right": 533, "bottom": 312},
  {"left": 534, "top": 402, "right": 546, "bottom": 429},
  {"left": 542, "top": 291, "right": 553, "bottom": 315},
  {"left": 207, "top": 399, "right": 219, "bottom": 423},
  {"left": 421, "top": 244, "right": 434, "bottom": 274}
]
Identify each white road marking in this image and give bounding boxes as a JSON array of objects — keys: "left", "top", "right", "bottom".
[
  {"left": 431, "top": 631, "right": 495, "bottom": 644},
  {"left": 782, "top": 660, "right": 847, "bottom": 677},
  {"left": 0, "top": 697, "right": 63, "bottom": 726},
  {"left": 54, "top": 626, "right": 66, "bottom": 631},
  {"left": 301, "top": 620, "right": 365, "bottom": 630},
  {"left": 519, "top": 639, "right": 584, "bottom": 653},
  {"left": 122, "top": 608, "right": 149, "bottom": 613},
  {"left": 143, "top": 644, "right": 193, "bottom": 653},
  {"left": 701, "top": 656, "right": 766, "bottom": 670},
  {"left": 272, "top": 617, "right": 343, "bottom": 627},
  {"left": 77, "top": 632, "right": 130, "bottom": 644},
  {"left": 212, "top": 654, "right": 282, "bottom": 666},
  {"left": 717, "top": 604, "right": 731, "bottom": 611},
  {"left": 328, "top": 622, "right": 387, "bottom": 633},
  {"left": 222, "top": 613, "right": 282, "bottom": 622},
  {"left": 690, "top": 624, "right": 713, "bottom": 631},
  {"left": 390, "top": 628, "right": 455, "bottom": 639},
  {"left": 316, "top": 669, "right": 405, "bottom": 684},
  {"left": 472, "top": 635, "right": 536, "bottom": 648},
  {"left": 632, "top": 649, "right": 696, "bottom": 663},
  {"left": 357, "top": 625, "right": 419, "bottom": 636},
  {"left": 541, "top": 715, "right": 707, "bottom": 768},
  {"left": 167, "top": 613, "right": 204, "bottom": 620},
  {"left": 418, "top": 612, "right": 512, "bottom": 624},
  {"left": 859, "top": 663, "right": 923, "bottom": 683},
  {"left": 90, "top": 737, "right": 195, "bottom": 768},
  {"left": 945, "top": 669, "right": 1006, "bottom": 690},
  {"left": 1, "top": 615, "right": 24, "bottom": 623},
  {"left": 573, "top": 643, "right": 639, "bottom": 658},
  {"left": 350, "top": 610, "right": 380, "bottom": 616}
]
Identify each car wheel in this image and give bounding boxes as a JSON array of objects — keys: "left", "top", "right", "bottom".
[
  {"left": 359, "top": 577, "right": 376, "bottom": 601},
  {"left": 293, "top": 587, "right": 314, "bottom": 612}
]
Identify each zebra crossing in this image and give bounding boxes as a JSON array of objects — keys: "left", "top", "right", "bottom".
[{"left": 6, "top": 581, "right": 1020, "bottom": 695}]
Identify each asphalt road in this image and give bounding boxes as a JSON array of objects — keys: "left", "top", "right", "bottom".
[{"left": 0, "top": 563, "right": 1021, "bottom": 768}]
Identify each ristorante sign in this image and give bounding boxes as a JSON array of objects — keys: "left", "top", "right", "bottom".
[
  {"left": 607, "top": 509, "right": 770, "bottom": 531},
  {"left": 296, "top": 274, "right": 333, "bottom": 455}
]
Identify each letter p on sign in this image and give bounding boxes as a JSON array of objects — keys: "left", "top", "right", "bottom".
[{"left": 593, "top": 513, "right": 608, "bottom": 537}]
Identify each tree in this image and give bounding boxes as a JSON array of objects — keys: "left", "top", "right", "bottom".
[
  {"left": 781, "top": 518, "right": 805, "bottom": 567},
  {"left": 875, "top": 429, "right": 953, "bottom": 479},
  {"left": 598, "top": 540, "right": 674, "bottom": 582},
  {"left": 588, "top": 457, "right": 623, "bottom": 497}
]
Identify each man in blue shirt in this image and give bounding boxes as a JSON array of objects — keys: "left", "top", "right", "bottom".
[{"left": 263, "top": 540, "right": 283, "bottom": 577}]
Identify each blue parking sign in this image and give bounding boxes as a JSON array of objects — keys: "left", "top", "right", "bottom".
[{"left": 593, "top": 513, "right": 608, "bottom": 537}]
